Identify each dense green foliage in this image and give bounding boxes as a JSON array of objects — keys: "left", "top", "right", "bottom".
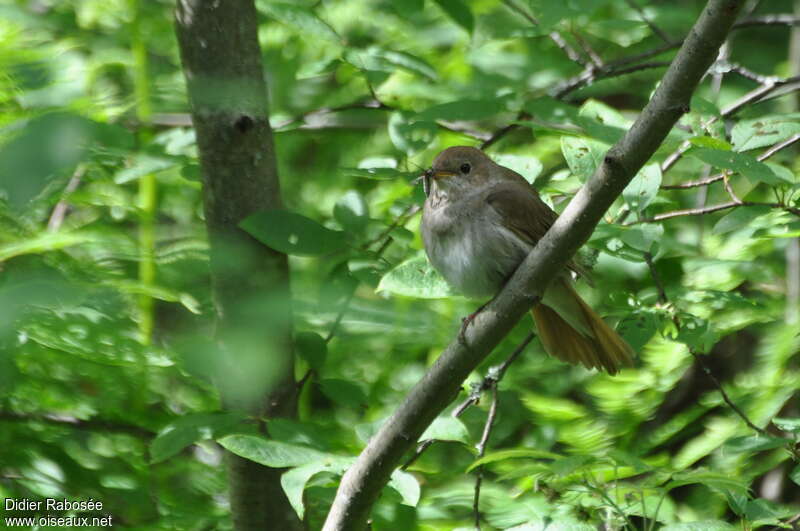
[{"left": 1, "top": 0, "right": 800, "bottom": 529}]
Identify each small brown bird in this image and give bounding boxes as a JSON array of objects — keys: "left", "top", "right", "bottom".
[{"left": 421, "top": 146, "right": 633, "bottom": 374}]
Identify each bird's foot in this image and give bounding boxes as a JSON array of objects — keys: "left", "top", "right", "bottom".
[{"left": 458, "top": 301, "right": 490, "bottom": 345}]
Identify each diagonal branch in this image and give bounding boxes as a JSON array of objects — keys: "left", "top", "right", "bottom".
[{"left": 322, "top": 1, "right": 745, "bottom": 529}]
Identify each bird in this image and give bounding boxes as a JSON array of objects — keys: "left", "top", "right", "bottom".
[{"left": 420, "top": 145, "right": 634, "bottom": 374}]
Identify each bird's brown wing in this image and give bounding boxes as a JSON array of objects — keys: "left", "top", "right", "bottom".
[{"left": 485, "top": 181, "right": 590, "bottom": 280}]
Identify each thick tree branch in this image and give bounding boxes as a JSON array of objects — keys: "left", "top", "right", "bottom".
[
  {"left": 322, "top": 1, "right": 745, "bottom": 529},
  {"left": 174, "top": 1, "right": 300, "bottom": 530}
]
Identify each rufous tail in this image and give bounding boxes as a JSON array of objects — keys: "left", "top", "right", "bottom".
[{"left": 530, "top": 281, "right": 634, "bottom": 374}]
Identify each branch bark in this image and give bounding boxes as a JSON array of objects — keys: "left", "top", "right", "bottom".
[
  {"left": 322, "top": 1, "right": 745, "bottom": 529},
  {"left": 174, "top": 2, "right": 300, "bottom": 530}
]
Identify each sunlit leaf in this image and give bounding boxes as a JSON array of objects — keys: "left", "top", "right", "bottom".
[{"left": 377, "top": 254, "right": 454, "bottom": 298}]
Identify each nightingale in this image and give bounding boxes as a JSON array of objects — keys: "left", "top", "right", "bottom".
[{"left": 420, "top": 146, "right": 634, "bottom": 374}]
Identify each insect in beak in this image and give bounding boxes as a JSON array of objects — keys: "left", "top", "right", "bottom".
[{"left": 422, "top": 168, "right": 433, "bottom": 197}]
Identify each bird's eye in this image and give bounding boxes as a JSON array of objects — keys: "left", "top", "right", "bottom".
[{"left": 460, "top": 163, "right": 471, "bottom": 174}]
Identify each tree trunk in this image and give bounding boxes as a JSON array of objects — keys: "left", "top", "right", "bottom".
[{"left": 174, "top": 1, "right": 300, "bottom": 529}]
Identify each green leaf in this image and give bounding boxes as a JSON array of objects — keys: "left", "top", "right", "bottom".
[
  {"left": 319, "top": 379, "right": 368, "bottom": 408},
  {"left": 295, "top": 331, "right": 327, "bottom": 371},
  {"left": 723, "top": 434, "right": 790, "bottom": 453},
  {"left": 432, "top": 0, "right": 474, "bottom": 33},
  {"left": 467, "top": 448, "right": 561, "bottom": 472},
  {"left": 491, "top": 154, "right": 542, "bottom": 184},
  {"left": 661, "top": 522, "right": 734, "bottom": 531},
  {"left": 240, "top": 210, "right": 346, "bottom": 256},
  {"left": 790, "top": 465, "right": 800, "bottom": 487},
  {"left": 416, "top": 99, "right": 504, "bottom": 122},
  {"left": 688, "top": 136, "right": 732, "bottom": 150},
  {"left": 561, "top": 136, "right": 609, "bottom": 181},
  {"left": 0, "top": 231, "right": 95, "bottom": 261},
  {"left": 257, "top": 2, "right": 340, "bottom": 43},
  {"left": 690, "top": 95, "right": 722, "bottom": 116},
  {"left": 218, "top": 435, "right": 329, "bottom": 467},
  {"left": 341, "top": 166, "right": 418, "bottom": 181},
  {"left": 743, "top": 497, "right": 796, "bottom": 521},
  {"left": 619, "top": 223, "right": 663, "bottom": 252},
  {"left": 281, "top": 458, "right": 352, "bottom": 519},
  {"left": 420, "top": 417, "right": 469, "bottom": 444},
  {"left": 334, "top": 190, "right": 369, "bottom": 233},
  {"left": 688, "top": 147, "right": 781, "bottom": 185},
  {"left": 150, "top": 412, "right": 246, "bottom": 463},
  {"left": 712, "top": 205, "right": 772, "bottom": 234},
  {"left": 666, "top": 469, "right": 748, "bottom": 494},
  {"left": 731, "top": 114, "right": 800, "bottom": 152},
  {"left": 388, "top": 112, "right": 437, "bottom": 155},
  {"left": 388, "top": 469, "right": 420, "bottom": 506},
  {"left": 773, "top": 417, "right": 800, "bottom": 434},
  {"left": 623, "top": 163, "right": 661, "bottom": 212},
  {"left": 0, "top": 113, "right": 96, "bottom": 207},
  {"left": 377, "top": 254, "right": 454, "bottom": 298},
  {"left": 114, "top": 154, "right": 176, "bottom": 184},
  {"left": 343, "top": 47, "right": 437, "bottom": 81}
]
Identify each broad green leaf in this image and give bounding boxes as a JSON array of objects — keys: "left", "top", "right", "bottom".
[
  {"left": 623, "top": 163, "right": 661, "bottom": 212},
  {"left": 619, "top": 223, "right": 663, "bottom": 252},
  {"left": 722, "top": 434, "right": 790, "bottom": 453},
  {"left": 521, "top": 393, "right": 588, "bottom": 421},
  {"left": 420, "top": 417, "right": 469, "bottom": 444},
  {"left": 218, "top": 435, "right": 329, "bottom": 467},
  {"left": 416, "top": 99, "right": 504, "bottom": 122},
  {"left": 791, "top": 465, "right": 800, "bottom": 487},
  {"left": 281, "top": 458, "right": 352, "bottom": 519},
  {"left": 743, "top": 497, "right": 796, "bottom": 521},
  {"left": 388, "top": 112, "right": 437, "bottom": 155},
  {"left": 257, "top": 2, "right": 340, "bottom": 43},
  {"left": 0, "top": 231, "right": 95, "bottom": 261},
  {"left": 334, "top": 190, "right": 369, "bottom": 233},
  {"left": 104, "top": 280, "right": 201, "bottom": 314},
  {"left": 432, "top": 0, "right": 474, "bottom": 33},
  {"left": 341, "top": 166, "right": 418, "bottom": 181},
  {"left": 666, "top": 469, "right": 748, "bottom": 494},
  {"left": 561, "top": 136, "right": 609, "bottom": 181},
  {"left": 731, "top": 114, "right": 800, "bottom": 152},
  {"left": 661, "top": 522, "right": 734, "bottom": 531},
  {"left": 319, "top": 379, "right": 368, "bottom": 408},
  {"left": 688, "top": 136, "right": 732, "bottom": 150},
  {"left": 295, "top": 331, "right": 327, "bottom": 371},
  {"left": 550, "top": 455, "right": 594, "bottom": 477},
  {"left": 712, "top": 205, "right": 772, "bottom": 234},
  {"left": 114, "top": 154, "right": 176, "bottom": 184},
  {"left": 240, "top": 210, "right": 346, "bottom": 256},
  {"left": 150, "top": 412, "right": 246, "bottom": 463},
  {"left": 688, "top": 147, "right": 781, "bottom": 185},
  {"left": 773, "top": 417, "right": 800, "bottom": 434},
  {"left": 343, "top": 47, "right": 437, "bottom": 81},
  {"left": 377, "top": 254, "right": 454, "bottom": 298},
  {"left": 388, "top": 469, "right": 420, "bottom": 506},
  {"left": 492, "top": 154, "right": 542, "bottom": 183},
  {"left": 690, "top": 95, "right": 722, "bottom": 116},
  {"left": 466, "top": 448, "right": 561, "bottom": 472}
]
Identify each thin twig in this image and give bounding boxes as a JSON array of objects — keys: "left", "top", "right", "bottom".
[
  {"left": 661, "top": 75, "right": 800, "bottom": 172},
  {"left": 661, "top": 133, "right": 800, "bottom": 189},
  {"left": 689, "top": 349, "right": 768, "bottom": 436},
  {"left": 641, "top": 248, "right": 769, "bottom": 437},
  {"left": 47, "top": 166, "right": 85, "bottom": 231},
  {"left": 502, "top": 0, "right": 590, "bottom": 69},
  {"left": 734, "top": 15, "right": 800, "bottom": 29},
  {"left": 630, "top": 201, "right": 800, "bottom": 223},
  {"left": 472, "top": 385, "right": 499, "bottom": 530},
  {"left": 453, "top": 332, "right": 535, "bottom": 417},
  {"left": 625, "top": 0, "right": 672, "bottom": 43}
]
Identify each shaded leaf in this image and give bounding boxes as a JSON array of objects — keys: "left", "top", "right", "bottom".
[
  {"left": 731, "top": 114, "right": 800, "bottom": 152},
  {"left": 432, "top": 0, "right": 474, "bottom": 32},
  {"left": 561, "top": 136, "right": 609, "bottom": 181},
  {"left": 295, "top": 331, "right": 327, "bottom": 371},
  {"left": 688, "top": 147, "right": 782, "bottom": 185},
  {"left": 240, "top": 210, "right": 346, "bottom": 256},
  {"left": 388, "top": 469, "right": 420, "bottom": 506},
  {"left": 388, "top": 112, "right": 437, "bottom": 155},
  {"left": 218, "top": 435, "right": 329, "bottom": 467},
  {"left": 257, "top": 2, "right": 339, "bottom": 42},
  {"left": 150, "top": 412, "right": 246, "bottom": 463}
]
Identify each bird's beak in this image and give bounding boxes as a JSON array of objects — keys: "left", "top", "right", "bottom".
[{"left": 431, "top": 170, "right": 457, "bottom": 179}]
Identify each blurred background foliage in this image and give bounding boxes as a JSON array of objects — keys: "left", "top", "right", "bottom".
[{"left": 1, "top": 0, "right": 800, "bottom": 529}]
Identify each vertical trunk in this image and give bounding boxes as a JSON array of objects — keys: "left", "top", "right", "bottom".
[{"left": 174, "top": 1, "right": 300, "bottom": 529}]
